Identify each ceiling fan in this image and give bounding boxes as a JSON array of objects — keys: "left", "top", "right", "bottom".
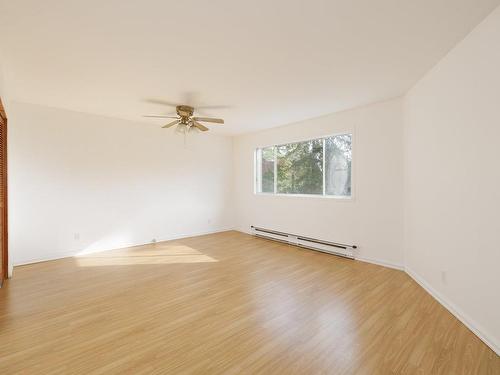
[{"left": 144, "top": 105, "right": 224, "bottom": 132}]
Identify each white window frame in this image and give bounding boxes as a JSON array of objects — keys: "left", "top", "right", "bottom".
[{"left": 254, "top": 132, "right": 355, "bottom": 200}]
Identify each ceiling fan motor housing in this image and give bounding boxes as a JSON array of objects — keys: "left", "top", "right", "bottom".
[{"left": 176, "top": 105, "right": 194, "bottom": 118}]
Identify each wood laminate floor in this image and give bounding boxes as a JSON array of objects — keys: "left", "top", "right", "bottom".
[{"left": 0, "top": 231, "right": 498, "bottom": 374}]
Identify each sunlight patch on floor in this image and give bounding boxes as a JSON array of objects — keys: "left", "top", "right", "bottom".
[{"left": 75, "top": 245, "right": 218, "bottom": 266}]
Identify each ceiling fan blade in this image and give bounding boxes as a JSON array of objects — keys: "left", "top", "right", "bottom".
[
  {"left": 193, "top": 121, "right": 209, "bottom": 131},
  {"left": 145, "top": 98, "right": 179, "bottom": 107},
  {"left": 143, "top": 115, "right": 178, "bottom": 119},
  {"left": 192, "top": 117, "right": 224, "bottom": 124},
  {"left": 162, "top": 120, "right": 180, "bottom": 128},
  {"left": 196, "top": 105, "right": 232, "bottom": 110}
]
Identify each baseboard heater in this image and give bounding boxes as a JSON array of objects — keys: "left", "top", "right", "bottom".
[{"left": 251, "top": 226, "right": 357, "bottom": 259}]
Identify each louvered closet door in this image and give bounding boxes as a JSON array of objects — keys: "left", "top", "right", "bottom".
[{"left": 0, "top": 98, "right": 7, "bottom": 284}]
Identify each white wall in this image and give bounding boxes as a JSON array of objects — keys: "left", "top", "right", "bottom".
[
  {"left": 0, "top": 61, "right": 4, "bottom": 98},
  {"left": 233, "top": 98, "right": 405, "bottom": 268},
  {"left": 0, "top": 53, "right": 7, "bottom": 102},
  {"left": 404, "top": 6, "right": 500, "bottom": 353},
  {"left": 8, "top": 102, "right": 234, "bottom": 264}
]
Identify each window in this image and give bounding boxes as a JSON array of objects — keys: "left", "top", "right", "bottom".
[
  {"left": 325, "top": 134, "right": 352, "bottom": 196},
  {"left": 256, "top": 146, "right": 275, "bottom": 193},
  {"left": 255, "top": 134, "right": 352, "bottom": 197}
]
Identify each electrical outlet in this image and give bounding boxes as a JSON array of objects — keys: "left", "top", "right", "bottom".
[
  {"left": 74, "top": 233, "right": 80, "bottom": 240},
  {"left": 207, "top": 219, "right": 212, "bottom": 224}
]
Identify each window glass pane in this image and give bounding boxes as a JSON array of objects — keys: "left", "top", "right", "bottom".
[
  {"left": 258, "top": 146, "right": 275, "bottom": 193},
  {"left": 325, "top": 134, "right": 352, "bottom": 196},
  {"left": 277, "top": 139, "right": 323, "bottom": 194}
]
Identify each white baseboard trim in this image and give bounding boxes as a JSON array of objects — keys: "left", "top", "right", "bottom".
[
  {"left": 355, "top": 256, "right": 404, "bottom": 271},
  {"left": 406, "top": 267, "right": 499, "bottom": 356},
  {"left": 13, "top": 227, "right": 235, "bottom": 268}
]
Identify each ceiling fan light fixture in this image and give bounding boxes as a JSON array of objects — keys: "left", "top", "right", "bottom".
[{"left": 175, "top": 124, "right": 186, "bottom": 134}]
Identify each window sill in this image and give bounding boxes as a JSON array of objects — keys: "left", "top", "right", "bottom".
[{"left": 254, "top": 192, "right": 354, "bottom": 201}]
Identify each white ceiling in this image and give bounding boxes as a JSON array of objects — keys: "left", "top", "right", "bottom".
[{"left": 1, "top": 0, "right": 498, "bottom": 134}]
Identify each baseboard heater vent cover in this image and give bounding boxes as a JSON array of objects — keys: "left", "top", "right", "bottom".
[{"left": 251, "top": 226, "right": 356, "bottom": 259}]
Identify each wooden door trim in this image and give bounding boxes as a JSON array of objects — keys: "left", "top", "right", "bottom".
[{"left": 0, "top": 98, "right": 7, "bottom": 283}]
